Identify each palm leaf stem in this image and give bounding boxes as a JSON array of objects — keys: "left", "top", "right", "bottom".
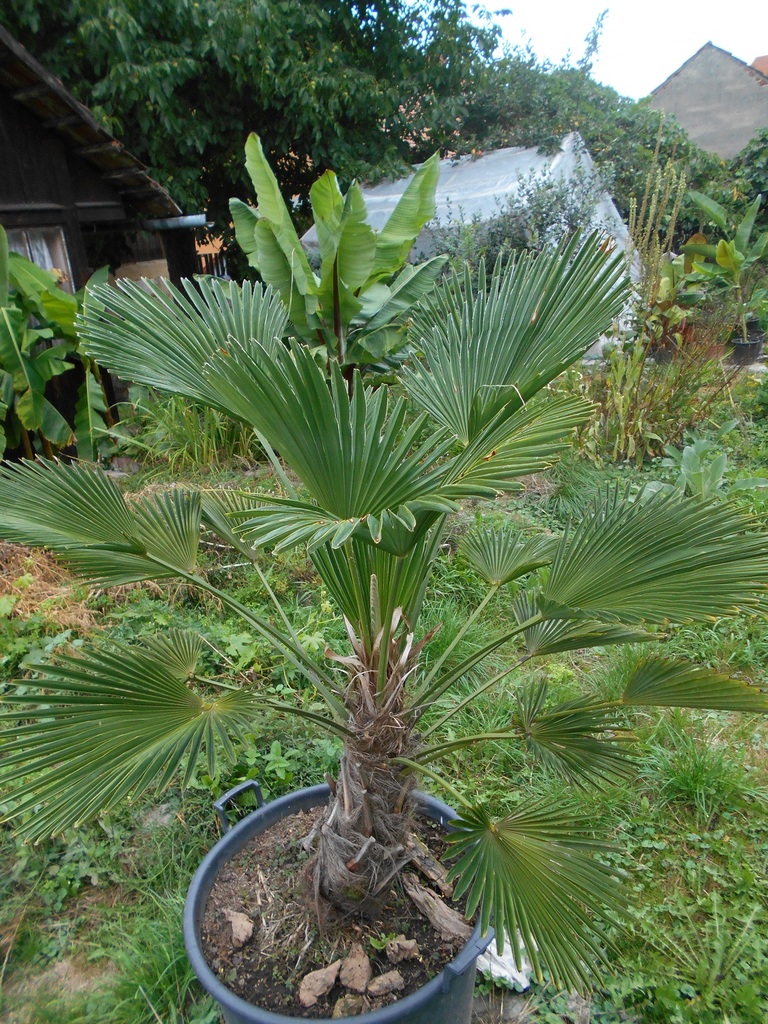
[
  {"left": 419, "top": 657, "right": 531, "bottom": 738},
  {"left": 250, "top": 557, "right": 304, "bottom": 652},
  {"left": 191, "top": 674, "right": 241, "bottom": 692},
  {"left": 260, "top": 697, "right": 353, "bottom": 738},
  {"left": 254, "top": 428, "right": 297, "bottom": 498},
  {"left": 348, "top": 544, "right": 377, "bottom": 651},
  {"left": 168, "top": 565, "right": 347, "bottom": 722},
  {"left": 413, "top": 612, "right": 543, "bottom": 708},
  {"left": 417, "top": 584, "right": 500, "bottom": 698},
  {"left": 414, "top": 730, "right": 538, "bottom": 764},
  {"left": 393, "top": 756, "right": 473, "bottom": 811}
]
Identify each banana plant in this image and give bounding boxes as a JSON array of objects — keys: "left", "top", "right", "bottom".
[
  {"left": 0, "top": 226, "right": 111, "bottom": 459},
  {"left": 3, "top": 234, "right": 768, "bottom": 993},
  {"left": 684, "top": 192, "right": 768, "bottom": 342},
  {"left": 230, "top": 133, "right": 447, "bottom": 371}
]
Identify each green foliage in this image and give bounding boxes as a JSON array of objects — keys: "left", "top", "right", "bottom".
[
  {"left": 232, "top": 134, "right": 447, "bottom": 369},
  {"left": 0, "top": 231, "right": 111, "bottom": 460},
  {"left": 113, "top": 387, "right": 258, "bottom": 472},
  {"left": 642, "top": 421, "right": 768, "bottom": 501},
  {"left": 684, "top": 192, "right": 768, "bottom": 341},
  {"left": 570, "top": 334, "right": 736, "bottom": 464}
]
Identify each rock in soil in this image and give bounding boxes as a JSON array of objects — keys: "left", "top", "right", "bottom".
[
  {"left": 299, "top": 961, "right": 342, "bottom": 1008},
  {"left": 223, "top": 909, "right": 254, "bottom": 948},
  {"left": 332, "top": 993, "right": 365, "bottom": 1018},
  {"left": 339, "top": 941, "right": 372, "bottom": 993},
  {"left": 367, "top": 970, "right": 405, "bottom": 997},
  {"left": 385, "top": 934, "right": 420, "bottom": 963}
]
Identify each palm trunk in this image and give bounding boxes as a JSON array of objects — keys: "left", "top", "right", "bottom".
[{"left": 315, "top": 738, "right": 416, "bottom": 913}]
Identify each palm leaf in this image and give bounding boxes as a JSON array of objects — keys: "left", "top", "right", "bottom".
[
  {"left": 544, "top": 489, "right": 768, "bottom": 624},
  {"left": 200, "top": 488, "right": 260, "bottom": 562},
  {"left": 445, "top": 801, "right": 622, "bottom": 990},
  {"left": 203, "top": 342, "right": 456, "bottom": 527},
  {"left": 0, "top": 460, "right": 200, "bottom": 585},
  {"left": 622, "top": 656, "right": 768, "bottom": 712},
  {"left": 0, "top": 634, "right": 263, "bottom": 841},
  {"left": 77, "top": 277, "right": 286, "bottom": 410},
  {"left": 460, "top": 528, "right": 557, "bottom": 586},
  {"left": 405, "top": 235, "right": 627, "bottom": 443},
  {"left": 140, "top": 629, "right": 204, "bottom": 680},
  {"left": 372, "top": 152, "right": 441, "bottom": 278},
  {"left": 240, "top": 133, "right": 316, "bottom": 295},
  {"left": 312, "top": 527, "right": 446, "bottom": 650},
  {"left": 445, "top": 396, "right": 594, "bottom": 495},
  {"left": 513, "top": 681, "right": 635, "bottom": 786},
  {"left": 514, "top": 593, "right": 654, "bottom": 656}
]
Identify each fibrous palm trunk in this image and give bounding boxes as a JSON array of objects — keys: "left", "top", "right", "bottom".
[{"left": 314, "top": 616, "right": 422, "bottom": 912}]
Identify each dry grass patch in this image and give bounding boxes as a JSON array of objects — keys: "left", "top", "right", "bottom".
[{"left": 0, "top": 543, "right": 95, "bottom": 632}]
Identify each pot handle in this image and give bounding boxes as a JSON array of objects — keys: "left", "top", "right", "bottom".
[
  {"left": 442, "top": 927, "right": 495, "bottom": 984},
  {"left": 214, "top": 779, "right": 265, "bottom": 833}
]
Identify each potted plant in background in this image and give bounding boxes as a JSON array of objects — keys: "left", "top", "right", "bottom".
[
  {"left": 684, "top": 191, "right": 768, "bottom": 364},
  {"left": 2, "top": 150, "right": 768, "bottom": 1024}
]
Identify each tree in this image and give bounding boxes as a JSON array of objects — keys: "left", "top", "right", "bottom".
[
  {"left": 3, "top": 227, "right": 768, "bottom": 991},
  {"left": 2, "top": 0, "right": 498, "bottom": 252}
]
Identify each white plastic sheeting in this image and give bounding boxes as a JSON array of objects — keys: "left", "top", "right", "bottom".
[{"left": 302, "top": 133, "right": 631, "bottom": 261}]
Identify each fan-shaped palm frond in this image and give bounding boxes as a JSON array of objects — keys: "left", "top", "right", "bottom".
[
  {"left": 544, "top": 489, "right": 768, "bottom": 623},
  {"left": 461, "top": 528, "right": 557, "bottom": 586},
  {"left": 445, "top": 801, "right": 622, "bottom": 990},
  {"left": 78, "top": 277, "right": 286, "bottom": 409},
  {"left": 405, "top": 234, "right": 627, "bottom": 443},
  {"left": 200, "top": 489, "right": 260, "bottom": 562},
  {"left": 0, "top": 632, "right": 265, "bottom": 841},
  {"left": 622, "top": 657, "right": 768, "bottom": 711},
  {"left": 0, "top": 460, "right": 200, "bottom": 585},
  {"left": 201, "top": 344, "right": 458, "bottom": 554},
  {"left": 514, "top": 593, "right": 654, "bottom": 656},
  {"left": 513, "top": 681, "right": 635, "bottom": 786},
  {"left": 140, "top": 629, "right": 204, "bottom": 680},
  {"left": 445, "top": 396, "right": 594, "bottom": 495}
]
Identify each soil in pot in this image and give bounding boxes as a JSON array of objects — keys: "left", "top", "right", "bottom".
[{"left": 200, "top": 806, "right": 475, "bottom": 1018}]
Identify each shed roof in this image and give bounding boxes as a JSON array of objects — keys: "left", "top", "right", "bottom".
[{"left": 0, "top": 26, "right": 181, "bottom": 219}]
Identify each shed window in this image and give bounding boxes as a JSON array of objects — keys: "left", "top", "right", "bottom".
[{"left": 6, "top": 227, "right": 74, "bottom": 292}]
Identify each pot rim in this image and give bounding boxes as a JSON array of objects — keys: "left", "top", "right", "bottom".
[{"left": 184, "top": 783, "right": 493, "bottom": 1024}]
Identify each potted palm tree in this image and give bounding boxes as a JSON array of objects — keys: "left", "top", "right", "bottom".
[{"left": 2, "top": 198, "right": 768, "bottom": 1019}]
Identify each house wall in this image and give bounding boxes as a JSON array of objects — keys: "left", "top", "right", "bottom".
[
  {"left": 0, "top": 91, "right": 127, "bottom": 286},
  {"left": 650, "top": 46, "right": 768, "bottom": 159}
]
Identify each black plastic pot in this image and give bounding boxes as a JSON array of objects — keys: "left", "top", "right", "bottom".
[
  {"left": 184, "top": 782, "right": 494, "bottom": 1024},
  {"left": 728, "top": 339, "right": 763, "bottom": 365},
  {"left": 728, "top": 323, "right": 764, "bottom": 365}
]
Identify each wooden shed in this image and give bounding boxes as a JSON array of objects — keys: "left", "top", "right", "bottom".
[{"left": 0, "top": 25, "right": 201, "bottom": 289}]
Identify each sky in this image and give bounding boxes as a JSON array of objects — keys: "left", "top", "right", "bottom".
[{"left": 493, "top": 0, "right": 768, "bottom": 100}]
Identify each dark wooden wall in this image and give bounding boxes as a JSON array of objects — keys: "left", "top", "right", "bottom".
[{"left": 0, "top": 91, "right": 127, "bottom": 287}]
